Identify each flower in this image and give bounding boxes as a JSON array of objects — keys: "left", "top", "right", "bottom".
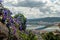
[
  {"left": 6, "top": 22, "right": 11, "bottom": 27},
  {"left": 3, "top": 10, "right": 8, "bottom": 16},
  {"left": 12, "top": 26, "right": 16, "bottom": 34},
  {"left": 19, "top": 25, "right": 22, "bottom": 31},
  {"left": 3, "top": 15, "right": 7, "bottom": 20},
  {"left": 3, "top": 9, "right": 12, "bottom": 17},
  {"left": 13, "top": 29, "right": 16, "bottom": 34},
  {"left": 9, "top": 17, "right": 14, "bottom": 23}
]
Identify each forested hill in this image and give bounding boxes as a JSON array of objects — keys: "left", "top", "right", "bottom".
[{"left": 27, "top": 17, "right": 60, "bottom": 22}]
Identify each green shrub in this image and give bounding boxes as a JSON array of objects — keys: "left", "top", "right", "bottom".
[{"left": 41, "top": 32, "right": 60, "bottom": 40}]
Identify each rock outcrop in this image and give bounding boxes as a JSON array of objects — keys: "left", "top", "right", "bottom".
[{"left": 0, "top": 22, "right": 9, "bottom": 40}]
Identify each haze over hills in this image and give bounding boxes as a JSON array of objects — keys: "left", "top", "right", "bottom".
[
  {"left": 26, "top": 17, "right": 60, "bottom": 30},
  {"left": 27, "top": 17, "right": 60, "bottom": 22}
]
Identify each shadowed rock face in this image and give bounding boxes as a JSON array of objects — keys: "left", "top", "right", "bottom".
[
  {"left": 0, "top": 33, "right": 7, "bottom": 40},
  {"left": 0, "top": 22, "right": 8, "bottom": 40},
  {"left": 0, "top": 22, "right": 18, "bottom": 40},
  {"left": 0, "top": 2, "right": 19, "bottom": 40},
  {"left": 0, "top": 22, "right": 9, "bottom": 35}
]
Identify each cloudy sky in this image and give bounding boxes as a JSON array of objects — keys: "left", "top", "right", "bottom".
[{"left": 2, "top": 0, "right": 60, "bottom": 19}]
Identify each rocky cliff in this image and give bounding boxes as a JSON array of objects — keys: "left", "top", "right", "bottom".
[{"left": 0, "top": 22, "right": 9, "bottom": 40}]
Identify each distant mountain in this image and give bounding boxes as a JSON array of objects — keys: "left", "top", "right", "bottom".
[{"left": 27, "top": 17, "right": 60, "bottom": 22}]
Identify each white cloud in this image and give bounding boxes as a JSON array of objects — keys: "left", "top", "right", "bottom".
[{"left": 2, "top": 0, "right": 60, "bottom": 19}]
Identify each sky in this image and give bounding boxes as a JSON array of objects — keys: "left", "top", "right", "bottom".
[{"left": 2, "top": 0, "right": 60, "bottom": 19}]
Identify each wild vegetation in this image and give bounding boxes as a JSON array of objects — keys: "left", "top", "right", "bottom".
[
  {"left": 0, "top": 2, "right": 38, "bottom": 40},
  {"left": 41, "top": 31, "right": 60, "bottom": 40}
]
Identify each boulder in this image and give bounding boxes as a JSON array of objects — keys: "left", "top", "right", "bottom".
[{"left": 0, "top": 22, "right": 8, "bottom": 40}]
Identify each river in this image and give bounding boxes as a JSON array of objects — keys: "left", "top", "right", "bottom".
[{"left": 26, "top": 24, "right": 60, "bottom": 31}]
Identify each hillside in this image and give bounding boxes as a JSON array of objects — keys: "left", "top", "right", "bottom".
[
  {"left": 0, "top": 22, "right": 9, "bottom": 40},
  {"left": 27, "top": 17, "right": 60, "bottom": 22}
]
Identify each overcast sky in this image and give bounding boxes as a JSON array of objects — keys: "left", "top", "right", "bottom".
[{"left": 2, "top": 0, "right": 60, "bottom": 19}]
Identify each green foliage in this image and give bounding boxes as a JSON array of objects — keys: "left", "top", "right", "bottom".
[
  {"left": 27, "top": 31, "right": 38, "bottom": 40},
  {"left": 17, "top": 30, "right": 28, "bottom": 40},
  {"left": 0, "top": 17, "right": 2, "bottom": 21},
  {"left": 0, "top": 3, "right": 38, "bottom": 40},
  {"left": 17, "top": 30, "right": 38, "bottom": 40},
  {"left": 41, "top": 32, "right": 60, "bottom": 40},
  {"left": 14, "top": 13, "right": 27, "bottom": 31}
]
